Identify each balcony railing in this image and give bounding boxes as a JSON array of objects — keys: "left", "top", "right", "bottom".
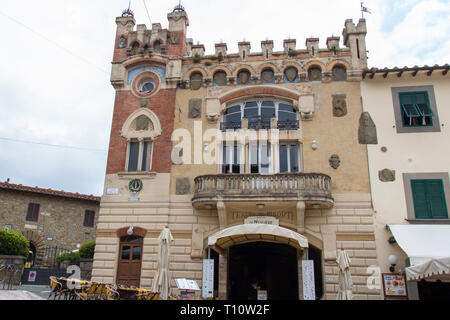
[
  {"left": 220, "top": 118, "right": 299, "bottom": 131},
  {"left": 192, "top": 173, "right": 333, "bottom": 206}
]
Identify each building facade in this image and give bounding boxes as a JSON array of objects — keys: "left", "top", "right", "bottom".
[
  {"left": 0, "top": 181, "right": 100, "bottom": 267},
  {"left": 361, "top": 65, "right": 450, "bottom": 299},
  {"left": 92, "top": 6, "right": 382, "bottom": 300}
]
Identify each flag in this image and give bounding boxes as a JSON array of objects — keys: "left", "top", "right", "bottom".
[{"left": 361, "top": 2, "right": 372, "bottom": 14}]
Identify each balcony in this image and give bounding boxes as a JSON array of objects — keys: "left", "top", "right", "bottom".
[{"left": 192, "top": 173, "right": 333, "bottom": 208}]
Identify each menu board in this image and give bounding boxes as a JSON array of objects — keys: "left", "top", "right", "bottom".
[{"left": 382, "top": 274, "right": 408, "bottom": 298}]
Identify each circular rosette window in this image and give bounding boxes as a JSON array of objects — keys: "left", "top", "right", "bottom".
[{"left": 131, "top": 71, "right": 160, "bottom": 98}]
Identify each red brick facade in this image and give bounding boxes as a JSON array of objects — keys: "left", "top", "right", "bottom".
[{"left": 106, "top": 89, "right": 176, "bottom": 174}]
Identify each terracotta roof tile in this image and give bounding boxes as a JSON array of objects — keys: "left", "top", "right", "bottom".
[{"left": 0, "top": 182, "right": 101, "bottom": 202}]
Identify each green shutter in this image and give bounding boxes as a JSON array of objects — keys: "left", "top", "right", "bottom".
[
  {"left": 411, "top": 179, "right": 448, "bottom": 219},
  {"left": 427, "top": 180, "right": 448, "bottom": 219},
  {"left": 411, "top": 180, "right": 430, "bottom": 219}
]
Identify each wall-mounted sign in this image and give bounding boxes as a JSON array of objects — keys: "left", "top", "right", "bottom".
[
  {"left": 106, "top": 188, "right": 120, "bottom": 195},
  {"left": 302, "top": 260, "right": 316, "bottom": 300},
  {"left": 28, "top": 270, "right": 37, "bottom": 282},
  {"left": 202, "top": 259, "right": 214, "bottom": 299},
  {"left": 244, "top": 216, "right": 279, "bottom": 226},
  {"left": 382, "top": 274, "right": 408, "bottom": 298},
  {"left": 128, "top": 179, "right": 143, "bottom": 193},
  {"left": 4, "top": 225, "right": 11, "bottom": 231},
  {"left": 46, "top": 237, "right": 54, "bottom": 241}
]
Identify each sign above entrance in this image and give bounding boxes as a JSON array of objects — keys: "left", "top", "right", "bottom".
[{"left": 244, "top": 216, "right": 279, "bottom": 226}]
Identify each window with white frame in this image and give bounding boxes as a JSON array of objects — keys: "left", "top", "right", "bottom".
[
  {"left": 221, "top": 143, "right": 242, "bottom": 174},
  {"left": 279, "top": 143, "right": 301, "bottom": 173},
  {"left": 219, "top": 141, "right": 301, "bottom": 174},
  {"left": 127, "top": 140, "right": 153, "bottom": 172},
  {"left": 249, "top": 142, "right": 271, "bottom": 174}
]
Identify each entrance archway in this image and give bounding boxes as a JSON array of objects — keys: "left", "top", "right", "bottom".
[{"left": 228, "top": 242, "right": 299, "bottom": 300}]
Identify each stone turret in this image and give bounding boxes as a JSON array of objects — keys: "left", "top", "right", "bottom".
[{"left": 342, "top": 19, "right": 367, "bottom": 70}]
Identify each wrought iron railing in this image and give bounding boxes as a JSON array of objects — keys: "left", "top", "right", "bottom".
[{"left": 220, "top": 118, "right": 299, "bottom": 131}]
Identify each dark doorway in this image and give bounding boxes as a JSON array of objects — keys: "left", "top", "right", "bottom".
[
  {"left": 418, "top": 280, "right": 450, "bottom": 300},
  {"left": 228, "top": 242, "right": 298, "bottom": 300}
]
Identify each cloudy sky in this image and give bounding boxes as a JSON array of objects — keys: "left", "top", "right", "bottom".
[{"left": 0, "top": 0, "right": 448, "bottom": 196}]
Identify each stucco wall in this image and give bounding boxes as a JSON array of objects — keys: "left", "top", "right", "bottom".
[{"left": 361, "top": 74, "right": 450, "bottom": 273}]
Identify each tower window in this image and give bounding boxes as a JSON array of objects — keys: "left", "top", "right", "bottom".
[{"left": 127, "top": 140, "right": 153, "bottom": 172}]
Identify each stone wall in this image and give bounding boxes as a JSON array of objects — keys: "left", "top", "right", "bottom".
[{"left": 0, "top": 189, "right": 99, "bottom": 254}]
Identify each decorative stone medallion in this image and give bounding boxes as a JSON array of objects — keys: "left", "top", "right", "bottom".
[
  {"left": 213, "top": 71, "right": 227, "bottom": 86},
  {"left": 118, "top": 36, "right": 127, "bottom": 48},
  {"left": 332, "top": 94, "right": 347, "bottom": 117},
  {"left": 238, "top": 71, "right": 250, "bottom": 85},
  {"left": 379, "top": 169, "right": 396, "bottom": 182},
  {"left": 329, "top": 154, "right": 341, "bottom": 169},
  {"left": 188, "top": 99, "right": 202, "bottom": 118},
  {"left": 129, "top": 179, "right": 143, "bottom": 193},
  {"left": 190, "top": 73, "right": 203, "bottom": 90},
  {"left": 284, "top": 67, "right": 298, "bottom": 82},
  {"left": 261, "top": 69, "right": 274, "bottom": 83}
]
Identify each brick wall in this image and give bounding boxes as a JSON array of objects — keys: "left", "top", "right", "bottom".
[{"left": 106, "top": 89, "right": 176, "bottom": 174}]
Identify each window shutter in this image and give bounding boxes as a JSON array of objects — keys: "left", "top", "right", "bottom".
[
  {"left": 411, "top": 181, "right": 430, "bottom": 219},
  {"left": 26, "top": 203, "right": 40, "bottom": 222},
  {"left": 84, "top": 210, "right": 95, "bottom": 227},
  {"left": 427, "top": 180, "right": 448, "bottom": 219}
]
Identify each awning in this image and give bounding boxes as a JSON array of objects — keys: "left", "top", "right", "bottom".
[
  {"left": 208, "top": 224, "right": 308, "bottom": 253},
  {"left": 388, "top": 225, "right": 450, "bottom": 281}
]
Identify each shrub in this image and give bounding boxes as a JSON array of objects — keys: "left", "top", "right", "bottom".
[
  {"left": 0, "top": 230, "right": 30, "bottom": 257},
  {"left": 79, "top": 240, "right": 95, "bottom": 259},
  {"left": 56, "top": 251, "right": 80, "bottom": 263}
]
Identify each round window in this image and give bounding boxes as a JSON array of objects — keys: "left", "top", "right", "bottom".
[{"left": 138, "top": 80, "right": 155, "bottom": 94}]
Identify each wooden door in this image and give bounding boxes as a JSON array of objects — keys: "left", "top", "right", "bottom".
[{"left": 116, "top": 236, "right": 143, "bottom": 287}]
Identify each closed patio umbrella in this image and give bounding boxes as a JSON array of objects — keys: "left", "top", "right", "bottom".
[
  {"left": 336, "top": 249, "right": 353, "bottom": 300},
  {"left": 152, "top": 226, "right": 174, "bottom": 300}
]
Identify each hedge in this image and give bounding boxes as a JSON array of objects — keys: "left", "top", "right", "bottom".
[
  {"left": 79, "top": 240, "right": 95, "bottom": 259},
  {"left": 55, "top": 251, "right": 80, "bottom": 263},
  {"left": 0, "top": 230, "right": 30, "bottom": 257}
]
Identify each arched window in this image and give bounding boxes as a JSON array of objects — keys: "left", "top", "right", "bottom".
[
  {"left": 190, "top": 72, "right": 203, "bottom": 90},
  {"left": 213, "top": 71, "right": 227, "bottom": 86},
  {"left": 260, "top": 68, "right": 274, "bottom": 84},
  {"left": 237, "top": 70, "right": 251, "bottom": 85},
  {"left": 121, "top": 109, "right": 162, "bottom": 173},
  {"left": 308, "top": 66, "right": 322, "bottom": 82},
  {"left": 221, "top": 100, "right": 298, "bottom": 131},
  {"left": 332, "top": 65, "right": 347, "bottom": 81}
]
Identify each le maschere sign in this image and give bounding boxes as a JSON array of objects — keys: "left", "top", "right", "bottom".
[
  {"left": 244, "top": 216, "right": 279, "bottom": 226},
  {"left": 202, "top": 259, "right": 214, "bottom": 299},
  {"left": 302, "top": 260, "right": 316, "bottom": 300}
]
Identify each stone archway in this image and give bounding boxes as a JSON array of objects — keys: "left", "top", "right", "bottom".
[{"left": 22, "top": 230, "right": 46, "bottom": 267}]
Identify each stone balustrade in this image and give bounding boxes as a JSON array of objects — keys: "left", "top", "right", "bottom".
[{"left": 193, "top": 173, "right": 333, "bottom": 207}]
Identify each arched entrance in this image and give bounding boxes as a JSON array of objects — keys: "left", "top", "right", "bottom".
[
  {"left": 22, "top": 230, "right": 45, "bottom": 267},
  {"left": 207, "top": 224, "right": 309, "bottom": 300},
  {"left": 228, "top": 242, "right": 298, "bottom": 300}
]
